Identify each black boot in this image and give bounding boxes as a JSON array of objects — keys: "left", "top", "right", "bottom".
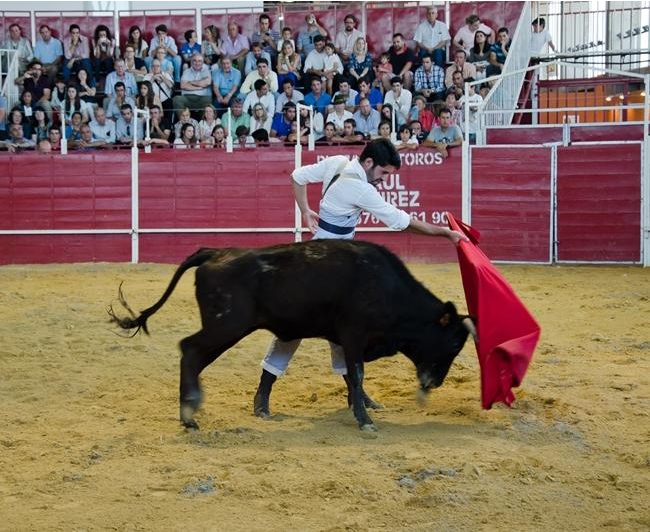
[
  {"left": 253, "top": 369, "right": 277, "bottom": 418},
  {"left": 342, "top": 374, "right": 383, "bottom": 410}
]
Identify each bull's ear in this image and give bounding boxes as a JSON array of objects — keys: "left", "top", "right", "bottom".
[{"left": 438, "top": 301, "right": 458, "bottom": 327}]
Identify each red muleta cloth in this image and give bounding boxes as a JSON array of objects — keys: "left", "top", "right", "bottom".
[{"left": 447, "top": 212, "right": 541, "bottom": 409}]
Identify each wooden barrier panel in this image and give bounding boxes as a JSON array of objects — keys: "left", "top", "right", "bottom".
[
  {"left": 470, "top": 146, "right": 552, "bottom": 262},
  {"left": 556, "top": 144, "right": 641, "bottom": 262}
]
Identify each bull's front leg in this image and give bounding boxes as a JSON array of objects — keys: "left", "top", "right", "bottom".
[{"left": 346, "top": 361, "right": 377, "bottom": 432}]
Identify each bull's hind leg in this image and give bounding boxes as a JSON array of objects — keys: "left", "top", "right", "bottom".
[
  {"left": 346, "top": 362, "right": 376, "bottom": 431},
  {"left": 178, "top": 330, "right": 231, "bottom": 430}
]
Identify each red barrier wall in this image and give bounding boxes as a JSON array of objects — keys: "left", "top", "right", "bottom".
[
  {"left": 470, "top": 147, "right": 552, "bottom": 262},
  {"left": 486, "top": 124, "right": 645, "bottom": 145},
  {"left": 556, "top": 144, "right": 641, "bottom": 262}
]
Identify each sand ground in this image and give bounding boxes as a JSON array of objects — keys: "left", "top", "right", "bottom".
[{"left": 0, "top": 260, "right": 648, "bottom": 531}]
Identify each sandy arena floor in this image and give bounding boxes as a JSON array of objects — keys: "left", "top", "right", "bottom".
[{"left": 0, "top": 259, "right": 648, "bottom": 531}]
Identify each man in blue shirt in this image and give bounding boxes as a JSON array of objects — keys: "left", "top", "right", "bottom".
[
  {"left": 34, "top": 24, "right": 63, "bottom": 82},
  {"left": 304, "top": 78, "right": 331, "bottom": 115},
  {"left": 212, "top": 57, "right": 242, "bottom": 116},
  {"left": 270, "top": 102, "right": 296, "bottom": 140}
]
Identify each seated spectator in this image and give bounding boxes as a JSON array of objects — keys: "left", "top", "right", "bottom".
[
  {"left": 16, "top": 60, "right": 53, "bottom": 121},
  {"left": 304, "top": 78, "right": 331, "bottom": 115},
  {"left": 393, "top": 123, "right": 418, "bottom": 150},
  {"left": 322, "top": 42, "right": 343, "bottom": 95},
  {"left": 421, "top": 108, "right": 462, "bottom": 158},
  {"left": 383, "top": 33, "right": 415, "bottom": 91},
  {"left": 115, "top": 103, "right": 143, "bottom": 146},
  {"left": 14, "top": 89, "right": 35, "bottom": 124},
  {"left": 275, "top": 78, "right": 304, "bottom": 114},
  {"left": 468, "top": 31, "right": 490, "bottom": 81},
  {"left": 105, "top": 81, "right": 136, "bottom": 121},
  {"left": 37, "top": 139, "right": 52, "bottom": 154},
  {"left": 458, "top": 78, "right": 483, "bottom": 142},
  {"left": 234, "top": 125, "right": 256, "bottom": 148},
  {"left": 126, "top": 25, "right": 149, "bottom": 61},
  {"left": 150, "top": 46, "right": 174, "bottom": 79},
  {"left": 302, "top": 35, "right": 327, "bottom": 89},
  {"left": 198, "top": 104, "right": 221, "bottom": 142},
  {"left": 251, "top": 14, "right": 280, "bottom": 63},
  {"left": 408, "top": 95, "right": 434, "bottom": 133},
  {"left": 62, "top": 83, "right": 91, "bottom": 124},
  {"left": 105, "top": 58, "right": 138, "bottom": 98},
  {"left": 244, "top": 42, "right": 272, "bottom": 77},
  {"left": 30, "top": 106, "right": 50, "bottom": 144},
  {"left": 123, "top": 44, "right": 148, "bottom": 82},
  {"left": 449, "top": 70, "right": 465, "bottom": 99},
  {"left": 413, "top": 7, "right": 450, "bottom": 68},
  {"left": 173, "top": 107, "right": 200, "bottom": 140},
  {"left": 135, "top": 80, "right": 161, "bottom": 114},
  {"left": 296, "top": 99, "right": 324, "bottom": 139},
  {"left": 331, "top": 78, "right": 358, "bottom": 113},
  {"left": 2, "top": 23, "right": 34, "bottom": 76},
  {"left": 355, "top": 76, "right": 383, "bottom": 110},
  {"left": 251, "top": 127, "right": 270, "bottom": 145},
  {"left": 211, "top": 57, "right": 242, "bottom": 115},
  {"left": 181, "top": 30, "right": 202, "bottom": 72},
  {"left": 335, "top": 14, "right": 364, "bottom": 68},
  {"left": 92, "top": 25, "right": 116, "bottom": 83},
  {"left": 487, "top": 27, "right": 511, "bottom": 78},
  {"left": 221, "top": 98, "right": 249, "bottom": 139},
  {"left": 70, "top": 122, "right": 108, "bottom": 150},
  {"left": 145, "top": 59, "right": 175, "bottom": 117},
  {"left": 383, "top": 76, "right": 412, "bottom": 126},
  {"left": 146, "top": 105, "right": 172, "bottom": 145},
  {"left": 270, "top": 102, "right": 296, "bottom": 140},
  {"left": 173, "top": 53, "right": 213, "bottom": 116},
  {"left": 146, "top": 24, "right": 182, "bottom": 83},
  {"left": 348, "top": 37, "right": 373, "bottom": 89},
  {"left": 249, "top": 103, "right": 272, "bottom": 136},
  {"left": 207, "top": 124, "right": 227, "bottom": 148},
  {"left": 409, "top": 119, "right": 427, "bottom": 142},
  {"left": 445, "top": 50, "right": 476, "bottom": 88},
  {"left": 444, "top": 89, "right": 463, "bottom": 127},
  {"left": 276, "top": 40, "right": 302, "bottom": 89},
  {"left": 373, "top": 52, "right": 393, "bottom": 91},
  {"left": 50, "top": 75, "right": 67, "bottom": 112},
  {"left": 89, "top": 106, "right": 116, "bottom": 144},
  {"left": 242, "top": 79, "right": 275, "bottom": 118},
  {"left": 414, "top": 54, "right": 445, "bottom": 102},
  {"left": 202, "top": 25, "right": 224, "bottom": 68},
  {"left": 338, "top": 117, "right": 364, "bottom": 143},
  {"left": 453, "top": 14, "right": 495, "bottom": 54},
  {"left": 48, "top": 126, "right": 62, "bottom": 150},
  {"left": 374, "top": 119, "right": 392, "bottom": 140},
  {"left": 7, "top": 108, "right": 32, "bottom": 139},
  {"left": 325, "top": 94, "right": 353, "bottom": 134},
  {"left": 3, "top": 123, "right": 36, "bottom": 152},
  {"left": 240, "top": 58, "right": 278, "bottom": 96},
  {"left": 76, "top": 67, "right": 97, "bottom": 106},
  {"left": 65, "top": 111, "right": 84, "bottom": 141},
  {"left": 316, "top": 121, "right": 338, "bottom": 144},
  {"left": 353, "top": 97, "right": 381, "bottom": 138},
  {"left": 222, "top": 21, "right": 250, "bottom": 72},
  {"left": 173, "top": 122, "right": 200, "bottom": 149},
  {"left": 277, "top": 27, "right": 295, "bottom": 53},
  {"left": 34, "top": 25, "right": 63, "bottom": 82},
  {"left": 296, "top": 14, "right": 328, "bottom": 62},
  {"left": 63, "top": 24, "right": 93, "bottom": 81}
]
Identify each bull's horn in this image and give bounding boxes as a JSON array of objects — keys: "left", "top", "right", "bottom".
[{"left": 462, "top": 317, "right": 478, "bottom": 341}]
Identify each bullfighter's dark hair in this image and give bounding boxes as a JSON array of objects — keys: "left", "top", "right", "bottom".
[{"left": 360, "top": 138, "right": 401, "bottom": 170}]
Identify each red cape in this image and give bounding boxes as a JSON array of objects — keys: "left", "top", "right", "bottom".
[{"left": 448, "top": 213, "right": 541, "bottom": 409}]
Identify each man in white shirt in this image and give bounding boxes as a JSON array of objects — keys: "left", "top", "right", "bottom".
[
  {"left": 275, "top": 78, "right": 304, "bottom": 114},
  {"left": 253, "top": 139, "right": 468, "bottom": 418},
  {"left": 146, "top": 24, "right": 182, "bottom": 82},
  {"left": 530, "top": 17, "right": 556, "bottom": 55},
  {"left": 453, "top": 14, "right": 495, "bottom": 54},
  {"left": 303, "top": 35, "right": 327, "bottom": 88},
  {"left": 89, "top": 106, "right": 116, "bottom": 144},
  {"left": 334, "top": 14, "right": 364, "bottom": 66},
  {"left": 413, "top": 7, "right": 450, "bottom": 68},
  {"left": 104, "top": 58, "right": 138, "bottom": 98},
  {"left": 242, "top": 79, "right": 275, "bottom": 118},
  {"left": 383, "top": 76, "right": 412, "bottom": 126},
  {"left": 239, "top": 57, "right": 278, "bottom": 95},
  {"left": 172, "top": 52, "right": 213, "bottom": 114}
]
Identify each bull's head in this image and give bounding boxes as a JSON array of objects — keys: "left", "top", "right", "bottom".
[{"left": 412, "top": 302, "right": 477, "bottom": 392}]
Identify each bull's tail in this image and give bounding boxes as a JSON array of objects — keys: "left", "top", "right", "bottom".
[{"left": 108, "top": 248, "right": 218, "bottom": 335}]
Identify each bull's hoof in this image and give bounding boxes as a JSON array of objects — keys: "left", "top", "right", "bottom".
[
  {"left": 180, "top": 402, "right": 199, "bottom": 430},
  {"left": 182, "top": 419, "right": 200, "bottom": 431}
]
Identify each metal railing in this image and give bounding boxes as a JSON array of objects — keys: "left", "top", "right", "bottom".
[{"left": 0, "top": 49, "right": 19, "bottom": 109}]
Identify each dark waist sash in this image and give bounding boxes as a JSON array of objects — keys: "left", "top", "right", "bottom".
[{"left": 318, "top": 219, "right": 355, "bottom": 235}]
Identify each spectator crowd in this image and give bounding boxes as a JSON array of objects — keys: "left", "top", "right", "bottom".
[{"left": 0, "top": 10, "right": 543, "bottom": 157}]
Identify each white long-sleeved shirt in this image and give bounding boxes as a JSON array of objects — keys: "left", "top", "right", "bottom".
[{"left": 292, "top": 156, "right": 411, "bottom": 239}]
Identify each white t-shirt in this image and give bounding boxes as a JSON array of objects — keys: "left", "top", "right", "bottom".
[{"left": 530, "top": 29, "right": 553, "bottom": 54}]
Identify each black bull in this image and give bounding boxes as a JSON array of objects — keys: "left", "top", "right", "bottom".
[{"left": 109, "top": 239, "right": 476, "bottom": 431}]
